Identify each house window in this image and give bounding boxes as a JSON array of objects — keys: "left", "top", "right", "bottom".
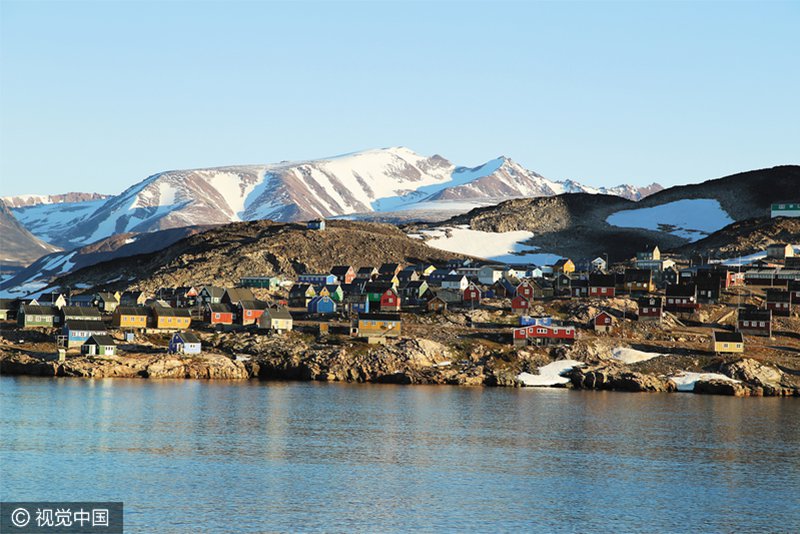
[
  {"left": 215, "top": 313, "right": 220, "bottom": 319},
  {"left": 759, "top": 321, "right": 766, "bottom": 327}
]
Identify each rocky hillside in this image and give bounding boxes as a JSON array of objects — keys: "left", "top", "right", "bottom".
[
  {"left": 53, "top": 220, "right": 464, "bottom": 293},
  {"left": 670, "top": 217, "right": 800, "bottom": 259},
  {"left": 0, "top": 200, "right": 60, "bottom": 269}
]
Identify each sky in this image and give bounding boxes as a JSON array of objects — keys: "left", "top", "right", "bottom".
[{"left": 0, "top": 0, "right": 798, "bottom": 197}]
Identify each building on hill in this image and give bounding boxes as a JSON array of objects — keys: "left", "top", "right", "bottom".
[
  {"left": 665, "top": 284, "right": 698, "bottom": 314},
  {"left": 120, "top": 291, "right": 146, "bottom": 307},
  {"left": 575, "top": 257, "right": 607, "bottom": 273},
  {"left": 766, "top": 243, "right": 794, "bottom": 260},
  {"left": 511, "top": 295, "right": 531, "bottom": 315},
  {"left": 238, "top": 300, "right": 268, "bottom": 325},
  {"left": 308, "top": 295, "right": 337, "bottom": 315},
  {"left": 344, "top": 293, "right": 370, "bottom": 314},
  {"left": 61, "top": 306, "right": 102, "bottom": 322},
  {"left": 442, "top": 274, "right": 468, "bottom": 291},
  {"left": 737, "top": 308, "right": 772, "bottom": 337},
  {"left": 637, "top": 246, "right": 661, "bottom": 262},
  {"left": 712, "top": 331, "right": 744, "bottom": 354},
  {"left": 765, "top": 289, "right": 792, "bottom": 317},
  {"left": 426, "top": 296, "right": 447, "bottom": 313},
  {"left": 637, "top": 297, "right": 663, "bottom": 322},
  {"left": 222, "top": 288, "right": 256, "bottom": 306},
  {"left": 330, "top": 265, "right": 356, "bottom": 285},
  {"left": 352, "top": 313, "right": 402, "bottom": 339},
  {"left": 152, "top": 306, "right": 192, "bottom": 330},
  {"left": 379, "top": 263, "right": 403, "bottom": 276},
  {"left": 513, "top": 324, "right": 576, "bottom": 347},
  {"left": 39, "top": 292, "right": 68, "bottom": 309},
  {"left": 307, "top": 219, "right": 326, "bottom": 230},
  {"left": 18, "top": 305, "right": 60, "bottom": 328},
  {"left": 259, "top": 307, "right": 293, "bottom": 333},
  {"left": 379, "top": 288, "right": 401, "bottom": 312},
  {"left": 570, "top": 278, "right": 589, "bottom": 298},
  {"left": 364, "top": 281, "right": 395, "bottom": 303},
  {"left": 239, "top": 276, "right": 283, "bottom": 289},
  {"left": 355, "top": 267, "right": 378, "bottom": 281},
  {"left": 463, "top": 283, "right": 482, "bottom": 305},
  {"left": 289, "top": 284, "right": 316, "bottom": 308},
  {"left": 0, "top": 299, "right": 17, "bottom": 321},
  {"left": 94, "top": 292, "right": 120, "bottom": 313},
  {"left": 589, "top": 274, "right": 616, "bottom": 298},
  {"left": 552, "top": 258, "right": 575, "bottom": 274},
  {"left": 298, "top": 273, "right": 337, "bottom": 286},
  {"left": 113, "top": 307, "right": 149, "bottom": 329},
  {"left": 82, "top": 334, "right": 117, "bottom": 356},
  {"left": 477, "top": 265, "right": 505, "bottom": 285},
  {"left": 62, "top": 320, "right": 108, "bottom": 347},
  {"left": 592, "top": 311, "right": 615, "bottom": 333},
  {"left": 770, "top": 202, "right": 800, "bottom": 218},
  {"left": 169, "top": 331, "right": 202, "bottom": 354},
  {"left": 69, "top": 293, "right": 95, "bottom": 307},
  {"left": 624, "top": 269, "right": 655, "bottom": 293},
  {"left": 204, "top": 303, "right": 234, "bottom": 325},
  {"left": 199, "top": 286, "right": 225, "bottom": 305}
]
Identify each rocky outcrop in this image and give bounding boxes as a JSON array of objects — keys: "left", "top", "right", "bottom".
[
  {"left": 718, "top": 358, "right": 783, "bottom": 388},
  {"left": 568, "top": 364, "right": 677, "bottom": 393}
]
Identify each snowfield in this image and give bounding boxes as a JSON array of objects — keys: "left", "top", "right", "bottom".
[
  {"left": 611, "top": 347, "right": 663, "bottom": 364},
  {"left": 670, "top": 372, "right": 740, "bottom": 392},
  {"left": 517, "top": 360, "right": 585, "bottom": 387},
  {"left": 409, "top": 226, "right": 563, "bottom": 264},
  {"left": 606, "top": 198, "right": 734, "bottom": 241}
]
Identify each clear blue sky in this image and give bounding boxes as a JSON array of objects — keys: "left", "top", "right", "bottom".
[{"left": 1, "top": 1, "right": 798, "bottom": 196}]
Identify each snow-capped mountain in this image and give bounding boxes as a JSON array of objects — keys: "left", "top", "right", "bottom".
[
  {"left": 0, "top": 200, "right": 61, "bottom": 268},
  {"left": 1, "top": 192, "right": 110, "bottom": 208},
  {"left": 9, "top": 147, "right": 658, "bottom": 250}
]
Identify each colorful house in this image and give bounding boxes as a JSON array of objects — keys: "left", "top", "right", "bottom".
[
  {"left": 624, "top": 269, "right": 655, "bottom": 293},
  {"left": 513, "top": 324, "right": 576, "bottom": 347},
  {"left": 516, "top": 281, "right": 536, "bottom": 300},
  {"left": 552, "top": 258, "right": 575, "bottom": 274},
  {"left": 463, "top": 283, "right": 482, "bottom": 304},
  {"left": 199, "top": 286, "right": 225, "bottom": 305},
  {"left": 222, "top": 287, "right": 256, "bottom": 306},
  {"left": 120, "top": 291, "right": 147, "bottom": 307},
  {"left": 379, "top": 263, "right": 403, "bottom": 276},
  {"left": 94, "top": 292, "right": 120, "bottom": 313},
  {"left": 0, "top": 298, "right": 16, "bottom": 321},
  {"left": 511, "top": 295, "right": 531, "bottom": 315},
  {"left": 400, "top": 280, "right": 428, "bottom": 303},
  {"left": 593, "top": 311, "right": 615, "bottom": 333},
  {"left": 38, "top": 292, "right": 68, "bottom": 309},
  {"left": 766, "top": 289, "right": 792, "bottom": 317},
  {"left": 364, "top": 281, "right": 395, "bottom": 303},
  {"left": 152, "top": 307, "right": 192, "bottom": 330},
  {"left": 239, "top": 276, "right": 283, "bottom": 289},
  {"left": 355, "top": 267, "right": 378, "bottom": 281},
  {"left": 169, "top": 331, "right": 202, "bottom": 354},
  {"left": 570, "top": 279, "right": 589, "bottom": 298},
  {"left": 352, "top": 313, "right": 402, "bottom": 339},
  {"left": 17, "top": 305, "right": 60, "bottom": 328},
  {"left": 308, "top": 296, "right": 337, "bottom": 315},
  {"left": 238, "top": 300, "right": 267, "bottom": 325},
  {"left": 307, "top": 219, "right": 326, "bottom": 230},
  {"left": 665, "top": 284, "right": 698, "bottom": 314},
  {"left": 441, "top": 274, "right": 468, "bottom": 291},
  {"left": 520, "top": 315, "right": 552, "bottom": 327},
  {"left": 289, "top": 284, "right": 317, "bottom": 308},
  {"left": 61, "top": 306, "right": 102, "bottom": 322},
  {"left": 637, "top": 297, "right": 663, "bottom": 322},
  {"left": 344, "top": 294, "right": 370, "bottom": 314},
  {"left": 82, "top": 334, "right": 117, "bottom": 356},
  {"left": 379, "top": 288, "right": 401, "bottom": 312},
  {"left": 204, "top": 303, "right": 234, "bottom": 325},
  {"left": 427, "top": 296, "right": 447, "bottom": 313},
  {"left": 712, "top": 331, "right": 744, "bottom": 354},
  {"left": 63, "top": 320, "right": 108, "bottom": 347},
  {"left": 113, "top": 307, "right": 149, "bottom": 329},
  {"left": 330, "top": 266, "right": 356, "bottom": 285},
  {"left": 322, "top": 284, "right": 344, "bottom": 303},
  {"left": 737, "top": 308, "right": 772, "bottom": 337},
  {"left": 258, "top": 307, "right": 293, "bottom": 333},
  {"left": 589, "top": 274, "right": 616, "bottom": 298},
  {"left": 298, "top": 273, "right": 337, "bottom": 286}
]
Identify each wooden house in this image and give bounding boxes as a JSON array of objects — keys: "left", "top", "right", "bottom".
[
  {"left": 463, "top": 283, "right": 482, "bottom": 304},
  {"left": 570, "top": 279, "right": 589, "bottom": 298},
  {"left": 665, "top": 284, "right": 698, "bottom": 314},
  {"left": 374, "top": 272, "right": 400, "bottom": 286},
  {"left": 427, "top": 268, "right": 455, "bottom": 287},
  {"left": 400, "top": 280, "right": 428, "bottom": 303},
  {"left": 352, "top": 313, "right": 402, "bottom": 339},
  {"left": 426, "top": 296, "right": 447, "bottom": 313},
  {"left": 589, "top": 274, "right": 616, "bottom": 298},
  {"left": 239, "top": 276, "right": 282, "bottom": 289},
  {"left": 17, "top": 304, "right": 60, "bottom": 328},
  {"left": 62, "top": 320, "right": 108, "bottom": 347},
  {"left": 152, "top": 306, "right": 192, "bottom": 330},
  {"left": 258, "top": 307, "right": 293, "bottom": 333},
  {"left": 766, "top": 243, "right": 794, "bottom": 260},
  {"left": 593, "top": 311, "right": 615, "bottom": 333},
  {"left": 511, "top": 295, "right": 531, "bottom": 315},
  {"left": 169, "top": 331, "right": 202, "bottom": 354},
  {"left": 435, "top": 288, "right": 463, "bottom": 304},
  {"left": 199, "top": 286, "right": 225, "bottom": 305},
  {"left": 322, "top": 284, "right": 344, "bottom": 303},
  {"left": 344, "top": 293, "right": 371, "bottom": 314},
  {"left": 61, "top": 306, "right": 102, "bottom": 322},
  {"left": 0, "top": 298, "right": 17, "bottom": 321},
  {"left": 637, "top": 297, "right": 663, "bottom": 322},
  {"left": 330, "top": 265, "right": 356, "bottom": 285},
  {"left": 766, "top": 289, "right": 792, "bottom": 317},
  {"left": 513, "top": 324, "right": 576, "bottom": 347},
  {"left": 69, "top": 293, "right": 95, "bottom": 307},
  {"left": 172, "top": 287, "right": 198, "bottom": 308},
  {"left": 298, "top": 273, "right": 337, "bottom": 286},
  {"left": 712, "top": 331, "right": 744, "bottom": 354},
  {"left": 204, "top": 303, "right": 234, "bottom": 325},
  {"left": 95, "top": 292, "right": 120, "bottom": 313},
  {"left": 516, "top": 281, "right": 537, "bottom": 300},
  {"left": 477, "top": 265, "right": 504, "bottom": 285},
  {"left": 492, "top": 279, "right": 517, "bottom": 298},
  {"left": 289, "top": 284, "right": 317, "bottom": 308},
  {"left": 364, "top": 281, "right": 395, "bottom": 303},
  {"left": 396, "top": 268, "right": 420, "bottom": 284},
  {"left": 379, "top": 263, "right": 403, "bottom": 276},
  {"left": 552, "top": 258, "right": 575, "bottom": 274},
  {"left": 81, "top": 334, "right": 117, "bottom": 356},
  {"left": 308, "top": 296, "right": 337, "bottom": 315},
  {"left": 113, "top": 307, "right": 149, "bottom": 329},
  {"left": 355, "top": 267, "right": 378, "bottom": 281},
  {"left": 38, "top": 292, "right": 69, "bottom": 309},
  {"left": 737, "top": 308, "right": 772, "bottom": 337},
  {"left": 222, "top": 288, "right": 256, "bottom": 306},
  {"left": 120, "top": 291, "right": 146, "bottom": 307},
  {"left": 238, "top": 300, "right": 268, "bottom": 325},
  {"left": 624, "top": 269, "right": 655, "bottom": 293},
  {"left": 441, "top": 274, "right": 468, "bottom": 291},
  {"left": 379, "top": 288, "right": 401, "bottom": 312},
  {"left": 307, "top": 219, "right": 326, "bottom": 230}
]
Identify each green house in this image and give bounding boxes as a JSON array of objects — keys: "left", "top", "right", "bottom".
[
  {"left": 18, "top": 304, "right": 61, "bottom": 327},
  {"left": 239, "top": 276, "right": 283, "bottom": 289},
  {"left": 771, "top": 203, "right": 800, "bottom": 218},
  {"left": 323, "top": 284, "right": 344, "bottom": 302},
  {"left": 82, "top": 334, "right": 117, "bottom": 356}
]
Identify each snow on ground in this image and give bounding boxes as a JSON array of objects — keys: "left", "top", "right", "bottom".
[
  {"left": 606, "top": 199, "right": 734, "bottom": 241},
  {"left": 720, "top": 251, "right": 767, "bottom": 266},
  {"left": 670, "top": 372, "right": 740, "bottom": 392},
  {"left": 517, "top": 360, "right": 585, "bottom": 387},
  {"left": 611, "top": 347, "right": 662, "bottom": 364},
  {"left": 410, "top": 226, "right": 562, "bottom": 264}
]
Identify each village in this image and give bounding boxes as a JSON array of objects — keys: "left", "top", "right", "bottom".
[{"left": 1, "top": 214, "right": 799, "bottom": 391}]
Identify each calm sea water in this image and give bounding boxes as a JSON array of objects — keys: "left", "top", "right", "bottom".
[{"left": 1, "top": 377, "right": 798, "bottom": 533}]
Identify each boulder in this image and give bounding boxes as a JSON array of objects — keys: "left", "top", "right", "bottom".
[{"left": 719, "top": 358, "right": 783, "bottom": 388}]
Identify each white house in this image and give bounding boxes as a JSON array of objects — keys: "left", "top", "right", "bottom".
[
  {"left": 478, "top": 265, "right": 504, "bottom": 285},
  {"left": 441, "top": 274, "right": 469, "bottom": 291}
]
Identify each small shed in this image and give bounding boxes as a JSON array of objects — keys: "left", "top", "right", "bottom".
[
  {"left": 169, "top": 331, "right": 202, "bottom": 354},
  {"left": 427, "top": 296, "right": 447, "bottom": 313}
]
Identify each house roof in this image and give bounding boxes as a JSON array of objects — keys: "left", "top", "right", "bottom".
[
  {"left": 443, "top": 274, "right": 466, "bottom": 282},
  {"left": 637, "top": 296, "right": 663, "bottom": 306},
  {"left": 357, "top": 266, "right": 377, "bottom": 275},
  {"left": 364, "top": 281, "right": 394, "bottom": 293},
  {"left": 206, "top": 303, "right": 233, "bottom": 313},
  {"left": 265, "top": 307, "right": 292, "bottom": 320},
  {"left": 713, "top": 331, "right": 743, "bottom": 343},
  {"left": 153, "top": 307, "right": 192, "bottom": 317},
  {"left": 379, "top": 263, "right": 401, "bottom": 273},
  {"left": 238, "top": 300, "right": 268, "bottom": 311},
  {"left": 96, "top": 292, "right": 119, "bottom": 303},
  {"left": 224, "top": 288, "right": 255, "bottom": 304},
  {"left": 20, "top": 304, "right": 59, "bottom": 315},
  {"left": 201, "top": 286, "right": 225, "bottom": 298},
  {"left": 0, "top": 298, "right": 17, "bottom": 309},
  {"left": 738, "top": 308, "right": 771, "bottom": 321},
  {"left": 86, "top": 334, "right": 116, "bottom": 346},
  {"left": 666, "top": 284, "right": 697, "bottom": 297},
  {"left": 330, "top": 266, "right": 353, "bottom": 276},
  {"left": 115, "top": 306, "right": 149, "bottom": 316},
  {"left": 64, "top": 320, "right": 107, "bottom": 331},
  {"left": 766, "top": 289, "right": 790, "bottom": 302},
  {"left": 589, "top": 274, "right": 616, "bottom": 286},
  {"left": 61, "top": 306, "right": 101, "bottom": 317},
  {"left": 358, "top": 312, "right": 401, "bottom": 322},
  {"left": 175, "top": 331, "right": 201, "bottom": 344}
]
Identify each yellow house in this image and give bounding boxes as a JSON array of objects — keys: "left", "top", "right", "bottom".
[
  {"left": 152, "top": 307, "right": 191, "bottom": 330},
  {"left": 113, "top": 307, "right": 149, "bottom": 328},
  {"left": 553, "top": 258, "right": 575, "bottom": 274},
  {"left": 353, "top": 313, "right": 402, "bottom": 338},
  {"left": 712, "top": 331, "right": 744, "bottom": 353}
]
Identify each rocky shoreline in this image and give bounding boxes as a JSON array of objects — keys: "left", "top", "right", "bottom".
[{"left": 2, "top": 339, "right": 798, "bottom": 397}]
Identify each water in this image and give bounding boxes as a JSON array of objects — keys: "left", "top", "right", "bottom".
[{"left": 1, "top": 377, "right": 798, "bottom": 532}]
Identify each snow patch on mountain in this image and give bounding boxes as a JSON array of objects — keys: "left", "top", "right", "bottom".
[{"left": 606, "top": 199, "right": 734, "bottom": 241}]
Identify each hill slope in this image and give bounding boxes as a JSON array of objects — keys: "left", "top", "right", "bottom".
[
  {"left": 51, "top": 220, "right": 465, "bottom": 294},
  {"left": 0, "top": 201, "right": 60, "bottom": 269},
  {"left": 669, "top": 217, "right": 800, "bottom": 259}
]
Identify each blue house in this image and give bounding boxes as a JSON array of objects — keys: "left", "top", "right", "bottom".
[
  {"left": 520, "top": 315, "right": 552, "bottom": 327},
  {"left": 308, "top": 296, "right": 337, "bottom": 315},
  {"left": 349, "top": 295, "right": 370, "bottom": 314},
  {"left": 169, "top": 331, "right": 202, "bottom": 354},
  {"left": 62, "top": 320, "right": 108, "bottom": 347}
]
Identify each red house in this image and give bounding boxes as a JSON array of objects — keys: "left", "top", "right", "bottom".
[
  {"left": 516, "top": 281, "right": 536, "bottom": 300},
  {"left": 204, "top": 303, "right": 233, "bottom": 325},
  {"left": 665, "top": 284, "right": 698, "bottom": 314},
  {"left": 238, "top": 300, "right": 267, "bottom": 325},
  {"left": 380, "top": 288, "right": 401, "bottom": 312},
  {"left": 513, "top": 324, "right": 576, "bottom": 346},
  {"left": 737, "top": 308, "right": 772, "bottom": 337},
  {"left": 766, "top": 289, "right": 791, "bottom": 317},
  {"left": 589, "top": 274, "right": 616, "bottom": 298},
  {"left": 593, "top": 311, "right": 614, "bottom": 332},
  {"left": 511, "top": 295, "right": 531, "bottom": 315},
  {"left": 637, "top": 297, "right": 663, "bottom": 322},
  {"left": 463, "top": 283, "right": 482, "bottom": 304}
]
